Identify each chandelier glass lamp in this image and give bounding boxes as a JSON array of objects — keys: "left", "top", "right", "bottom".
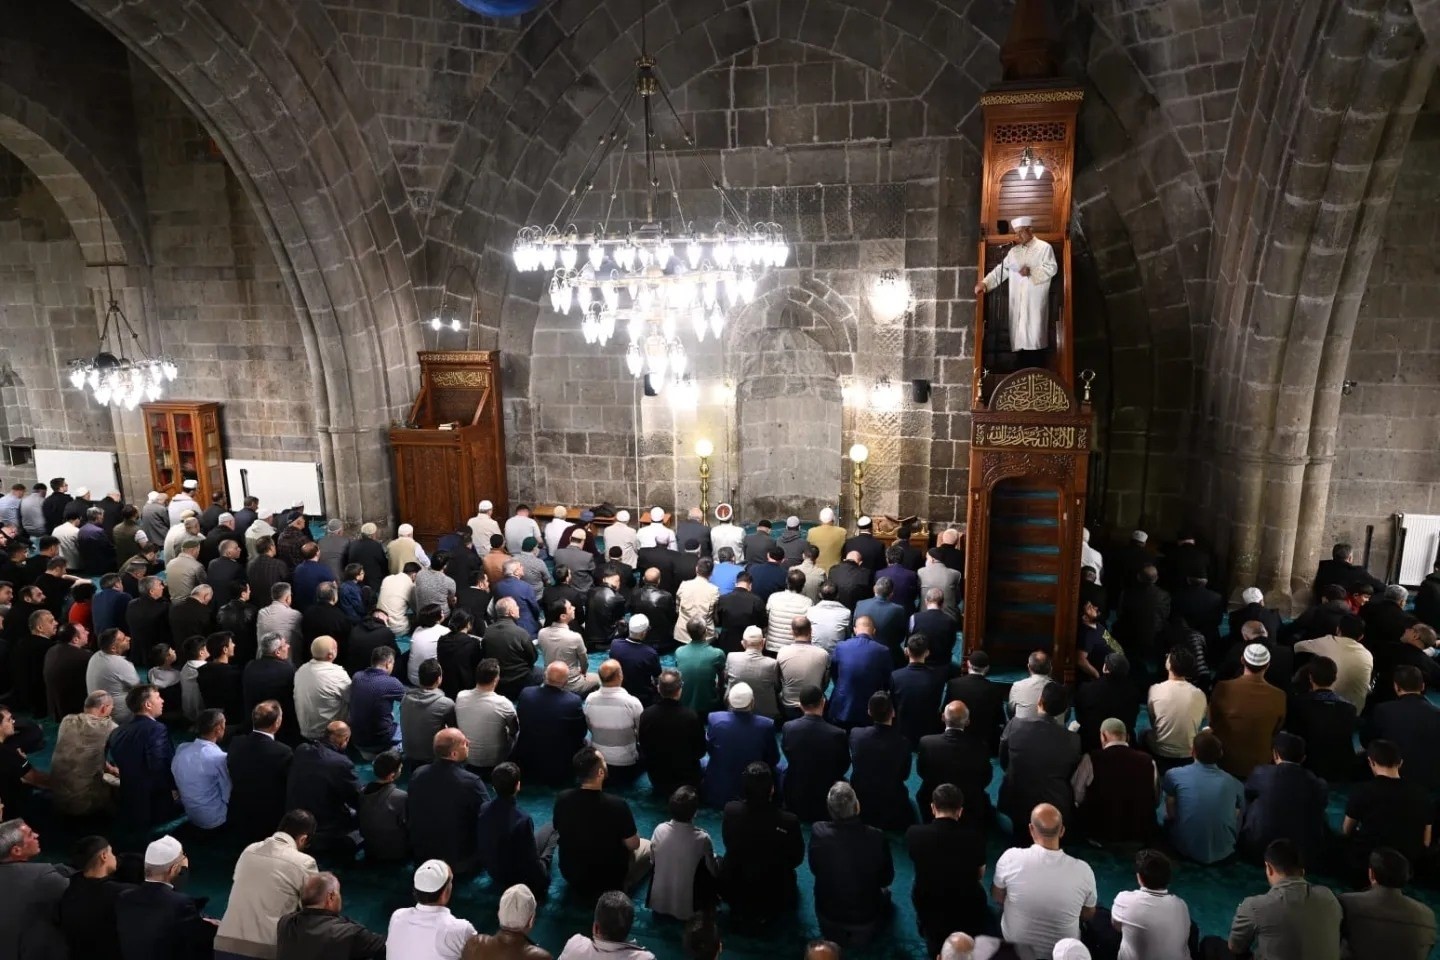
[
  {"left": 1017, "top": 144, "right": 1045, "bottom": 179},
  {"left": 510, "top": 0, "right": 788, "bottom": 390},
  {"left": 66, "top": 203, "right": 178, "bottom": 409}
]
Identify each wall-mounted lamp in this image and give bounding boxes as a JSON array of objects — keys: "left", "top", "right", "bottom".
[
  {"left": 1017, "top": 144, "right": 1045, "bottom": 179},
  {"left": 695, "top": 438, "right": 714, "bottom": 515},
  {"left": 871, "top": 269, "right": 912, "bottom": 321},
  {"left": 849, "top": 443, "right": 869, "bottom": 522},
  {"left": 1341, "top": 380, "right": 1357, "bottom": 396},
  {"left": 428, "top": 316, "right": 465, "bottom": 332}
]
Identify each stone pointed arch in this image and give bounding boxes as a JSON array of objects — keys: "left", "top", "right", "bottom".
[{"left": 73, "top": 0, "right": 427, "bottom": 525}]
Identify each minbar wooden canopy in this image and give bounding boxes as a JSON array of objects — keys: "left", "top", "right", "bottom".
[{"left": 389, "top": 351, "right": 508, "bottom": 547}]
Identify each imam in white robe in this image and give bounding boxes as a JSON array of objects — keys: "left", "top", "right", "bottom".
[{"left": 979, "top": 237, "right": 1058, "bottom": 351}]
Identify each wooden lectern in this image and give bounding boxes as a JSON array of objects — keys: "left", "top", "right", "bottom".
[{"left": 389, "top": 351, "right": 508, "bottom": 547}]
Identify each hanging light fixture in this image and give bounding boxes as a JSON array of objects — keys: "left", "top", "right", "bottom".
[
  {"left": 66, "top": 197, "right": 178, "bottom": 410},
  {"left": 1017, "top": 144, "right": 1045, "bottom": 180},
  {"left": 509, "top": 0, "right": 789, "bottom": 392}
]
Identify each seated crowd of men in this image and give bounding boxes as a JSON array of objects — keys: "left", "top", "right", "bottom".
[{"left": 0, "top": 482, "right": 1437, "bottom": 960}]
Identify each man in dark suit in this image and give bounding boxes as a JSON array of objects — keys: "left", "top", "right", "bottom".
[
  {"left": 827, "top": 618, "right": 893, "bottom": 729},
  {"left": 125, "top": 577, "right": 172, "bottom": 664},
  {"left": 829, "top": 552, "right": 875, "bottom": 611},
  {"left": 408, "top": 727, "right": 491, "bottom": 875},
  {"left": 855, "top": 579, "right": 908, "bottom": 665},
  {"left": 206, "top": 540, "right": 247, "bottom": 608},
  {"left": 877, "top": 544, "right": 920, "bottom": 612},
  {"left": 916, "top": 700, "right": 993, "bottom": 826},
  {"left": 676, "top": 508, "right": 712, "bottom": 559},
  {"left": 1217, "top": 620, "right": 1293, "bottom": 692},
  {"left": 1240, "top": 732, "right": 1329, "bottom": 866},
  {"left": 286, "top": 721, "right": 362, "bottom": 854},
  {"left": 1170, "top": 576, "right": 1225, "bottom": 664},
  {"left": 226, "top": 700, "right": 294, "bottom": 842},
  {"left": 1362, "top": 585, "right": 1416, "bottom": 651},
  {"left": 1363, "top": 665, "right": 1440, "bottom": 793},
  {"left": 741, "top": 519, "right": 773, "bottom": 566},
  {"left": 345, "top": 612, "right": 397, "bottom": 675},
  {"left": 998, "top": 682, "right": 1082, "bottom": 846},
  {"left": 637, "top": 668, "right": 706, "bottom": 798},
  {"left": 1074, "top": 652, "right": 1139, "bottom": 753},
  {"left": 300, "top": 583, "right": 354, "bottom": 657},
  {"left": 808, "top": 781, "right": 894, "bottom": 947},
  {"left": 714, "top": 573, "right": 766, "bottom": 653},
  {"left": 116, "top": 836, "right": 215, "bottom": 960},
  {"left": 481, "top": 598, "right": 540, "bottom": 699},
  {"left": 1313, "top": 542, "right": 1384, "bottom": 598},
  {"left": 746, "top": 546, "right": 788, "bottom": 603},
  {"left": 1228, "top": 587, "right": 1283, "bottom": 645},
  {"left": 849, "top": 693, "right": 915, "bottom": 831},
  {"left": 719, "top": 763, "right": 806, "bottom": 929},
  {"left": 108, "top": 684, "right": 179, "bottom": 829},
  {"left": 1418, "top": 561, "right": 1440, "bottom": 628},
  {"left": 512, "top": 664, "right": 588, "bottom": 788},
  {"left": 905, "top": 784, "right": 989, "bottom": 958},
  {"left": 169, "top": 585, "right": 216, "bottom": 645},
  {"left": 1337, "top": 847, "right": 1439, "bottom": 959},
  {"left": 672, "top": 541, "right": 701, "bottom": 585},
  {"left": 1113, "top": 565, "right": 1171, "bottom": 678},
  {"left": 583, "top": 569, "right": 626, "bottom": 650},
  {"left": 890, "top": 635, "right": 946, "bottom": 746},
  {"left": 243, "top": 633, "right": 300, "bottom": 743},
  {"left": 1371, "top": 622, "right": 1440, "bottom": 708},
  {"left": 841, "top": 518, "right": 886, "bottom": 572},
  {"left": 1286, "top": 655, "right": 1360, "bottom": 782},
  {"left": 909, "top": 588, "right": 958, "bottom": 669},
  {"left": 636, "top": 536, "right": 679, "bottom": 594},
  {"left": 629, "top": 569, "right": 677, "bottom": 652},
  {"left": 944, "top": 650, "right": 1008, "bottom": 755},
  {"left": 780, "top": 685, "right": 850, "bottom": 822}
]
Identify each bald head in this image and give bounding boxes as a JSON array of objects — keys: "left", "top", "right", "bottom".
[
  {"left": 644, "top": 567, "right": 662, "bottom": 585},
  {"left": 544, "top": 662, "right": 570, "bottom": 687},
  {"left": 805, "top": 941, "right": 842, "bottom": 960},
  {"left": 434, "top": 727, "right": 468, "bottom": 760},
  {"left": 324, "top": 721, "right": 350, "bottom": 748},
  {"left": 943, "top": 700, "right": 969, "bottom": 730},
  {"left": 310, "top": 636, "right": 337, "bottom": 661},
  {"left": 940, "top": 933, "right": 976, "bottom": 960},
  {"left": 598, "top": 659, "right": 623, "bottom": 686},
  {"left": 1029, "top": 803, "right": 1064, "bottom": 847},
  {"left": 940, "top": 527, "right": 960, "bottom": 546},
  {"left": 845, "top": 550, "right": 862, "bottom": 564},
  {"left": 496, "top": 597, "right": 519, "bottom": 619}
]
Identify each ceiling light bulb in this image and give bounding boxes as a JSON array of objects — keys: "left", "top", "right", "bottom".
[
  {"left": 539, "top": 245, "right": 557, "bottom": 271},
  {"left": 430, "top": 317, "right": 442, "bottom": 330},
  {"left": 587, "top": 244, "right": 605, "bottom": 270},
  {"left": 626, "top": 343, "right": 644, "bottom": 377},
  {"left": 686, "top": 240, "right": 703, "bottom": 269},
  {"left": 560, "top": 244, "right": 578, "bottom": 270},
  {"left": 450, "top": 318, "right": 462, "bottom": 332}
]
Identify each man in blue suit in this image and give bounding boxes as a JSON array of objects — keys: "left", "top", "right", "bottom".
[
  {"left": 855, "top": 578, "right": 908, "bottom": 666},
  {"left": 828, "top": 617, "right": 893, "bottom": 730},
  {"left": 108, "top": 684, "right": 179, "bottom": 829},
  {"left": 492, "top": 560, "right": 543, "bottom": 637},
  {"left": 513, "top": 662, "right": 589, "bottom": 787},
  {"left": 701, "top": 682, "right": 780, "bottom": 807},
  {"left": 747, "top": 545, "right": 789, "bottom": 603},
  {"left": 877, "top": 544, "right": 921, "bottom": 612}
]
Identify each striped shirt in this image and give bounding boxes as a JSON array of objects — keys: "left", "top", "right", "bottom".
[{"left": 583, "top": 686, "right": 644, "bottom": 767}]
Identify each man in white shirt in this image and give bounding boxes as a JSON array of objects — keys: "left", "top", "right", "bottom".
[
  {"left": 1144, "top": 646, "right": 1208, "bottom": 761},
  {"left": 636, "top": 507, "right": 676, "bottom": 551},
  {"left": 1081, "top": 528, "right": 1104, "bottom": 584},
  {"left": 765, "top": 567, "right": 814, "bottom": 653},
  {"left": 293, "top": 636, "right": 352, "bottom": 740},
  {"left": 407, "top": 605, "right": 448, "bottom": 686},
  {"left": 604, "top": 510, "right": 639, "bottom": 568},
  {"left": 1008, "top": 651, "right": 1053, "bottom": 720},
  {"left": 467, "top": 500, "right": 502, "bottom": 551},
  {"left": 991, "top": 803, "right": 1098, "bottom": 960},
  {"left": 1293, "top": 614, "right": 1374, "bottom": 709},
  {"left": 1108, "top": 849, "right": 1191, "bottom": 960},
  {"left": 777, "top": 617, "right": 829, "bottom": 717},
  {"left": 454, "top": 658, "right": 517, "bottom": 775},
  {"left": 387, "top": 859, "right": 476, "bottom": 960},
  {"left": 709, "top": 502, "right": 744, "bottom": 563},
  {"left": 503, "top": 503, "right": 543, "bottom": 555},
  {"left": 674, "top": 557, "right": 719, "bottom": 645},
  {"left": 376, "top": 566, "right": 417, "bottom": 637},
  {"left": 583, "top": 660, "right": 645, "bottom": 775},
  {"left": 807, "top": 581, "right": 853, "bottom": 652},
  {"left": 544, "top": 505, "right": 571, "bottom": 557}
]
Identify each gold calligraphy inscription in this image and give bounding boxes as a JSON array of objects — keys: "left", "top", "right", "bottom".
[
  {"left": 990, "top": 372, "right": 1070, "bottom": 413},
  {"left": 974, "top": 423, "right": 1078, "bottom": 448},
  {"left": 431, "top": 370, "right": 489, "bottom": 389}
]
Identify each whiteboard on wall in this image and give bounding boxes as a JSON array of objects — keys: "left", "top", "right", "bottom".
[
  {"left": 33, "top": 449, "right": 120, "bottom": 498},
  {"left": 225, "top": 460, "right": 325, "bottom": 516}
]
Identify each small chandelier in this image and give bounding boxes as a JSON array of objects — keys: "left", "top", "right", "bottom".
[
  {"left": 66, "top": 198, "right": 177, "bottom": 409},
  {"left": 510, "top": 0, "right": 787, "bottom": 386},
  {"left": 1017, "top": 145, "right": 1045, "bottom": 179}
]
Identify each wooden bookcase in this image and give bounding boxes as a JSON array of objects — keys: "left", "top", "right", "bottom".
[{"left": 141, "top": 401, "right": 226, "bottom": 504}]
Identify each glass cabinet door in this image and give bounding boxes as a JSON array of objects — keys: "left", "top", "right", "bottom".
[{"left": 149, "top": 411, "right": 176, "bottom": 489}]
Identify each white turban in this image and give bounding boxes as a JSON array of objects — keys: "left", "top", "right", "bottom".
[
  {"left": 819, "top": 507, "right": 835, "bottom": 523},
  {"left": 1012, "top": 216, "right": 1034, "bottom": 228}
]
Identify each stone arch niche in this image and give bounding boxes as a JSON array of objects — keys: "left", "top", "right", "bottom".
[{"left": 732, "top": 323, "right": 842, "bottom": 523}]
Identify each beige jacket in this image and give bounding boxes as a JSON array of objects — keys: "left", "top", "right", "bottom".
[
  {"left": 674, "top": 577, "right": 719, "bottom": 643},
  {"left": 216, "top": 832, "right": 318, "bottom": 958}
]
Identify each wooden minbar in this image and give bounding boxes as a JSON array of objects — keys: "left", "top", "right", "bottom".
[
  {"left": 389, "top": 351, "right": 508, "bottom": 547},
  {"left": 962, "top": 0, "right": 1093, "bottom": 680}
]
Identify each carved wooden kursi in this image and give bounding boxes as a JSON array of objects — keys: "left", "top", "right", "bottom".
[
  {"left": 964, "top": 370, "right": 1092, "bottom": 680},
  {"left": 389, "top": 351, "right": 508, "bottom": 547}
]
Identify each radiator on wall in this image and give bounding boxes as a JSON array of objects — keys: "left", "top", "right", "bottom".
[{"left": 1396, "top": 513, "right": 1440, "bottom": 586}]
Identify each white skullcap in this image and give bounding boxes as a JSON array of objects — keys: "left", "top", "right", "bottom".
[
  {"left": 144, "top": 834, "right": 183, "bottom": 867},
  {"left": 497, "top": 884, "right": 537, "bottom": 929},
  {"left": 1011, "top": 216, "right": 1034, "bottom": 228},
  {"left": 857, "top": 515, "right": 872, "bottom": 529},
  {"left": 616, "top": 510, "right": 630, "bottom": 523},
  {"left": 360, "top": 522, "right": 377, "bottom": 537},
  {"left": 413, "top": 859, "right": 451, "bottom": 894},
  {"left": 553, "top": 505, "right": 568, "bottom": 519},
  {"left": 728, "top": 682, "right": 754, "bottom": 710},
  {"left": 628, "top": 614, "right": 650, "bottom": 636},
  {"left": 650, "top": 507, "right": 665, "bottom": 523},
  {"left": 786, "top": 516, "right": 800, "bottom": 528},
  {"left": 147, "top": 491, "right": 161, "bottom": 503},
  {"left": 1242, "top": 587, "right": 1263, "bottom": 604},
  {"left": 73, "top": 487, "right": 90, "bottom": 498},
  {"left": 1132, "top": 530, "right": 1148, "bottom": 544},
  {"left": 478, "top": 499, "right": 493, "bottom": 512},
  {"left": 1243, "top": 643, "right": 1272, "bottom": 668},
  {"left": 819, "top": 507, "right": 835, "bottom": 523},
  {"left": 182, "top": 479, "right": 198, "bottom": 490},
  {"left": 398, "top": 523, "right": 414, "bottom": 537},
  {"left": 218, "top": 513, "right": 234, "bottom": 523},
  {"left": 1052, "top": 940, "right": 1090, "bottom": 960}
]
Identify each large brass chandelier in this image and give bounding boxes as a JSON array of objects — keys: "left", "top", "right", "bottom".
[{"left": 510, "top": 1, "right": 788, "bottom": 390}]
